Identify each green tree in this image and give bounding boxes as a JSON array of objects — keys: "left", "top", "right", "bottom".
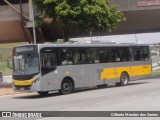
[{"left": 34, "top": 0, "right": 125, "bottom": 42}]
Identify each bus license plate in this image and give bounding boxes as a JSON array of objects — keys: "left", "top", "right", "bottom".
[{"left": 20, "top": 87, "right": 25, "bottom": 91}]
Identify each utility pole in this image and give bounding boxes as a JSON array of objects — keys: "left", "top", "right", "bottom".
[
  {"left": 135, "top": 34, "right": 138, "bottom": 44},
  {"left": 20, "top": 0, "right": 28, "bottom": 43},
  {"left": 29, "top": 0, "right": 36, "bottom": 44},
  {"left": 90, "top": 31, "right": 92, "bottom": 42}
]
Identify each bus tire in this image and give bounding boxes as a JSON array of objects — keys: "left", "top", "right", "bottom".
[
  {"left": 119, "top": 72, "right": 129, "bottom": 86},
  {"left": 38, "top": 91, "right": 49, "bottom": 96},
  {"left": 60, "top": 79, "right": 74, "bottom": 95},
  {"left": 97, "top": 84, "right": 108, "bottom": 88}
]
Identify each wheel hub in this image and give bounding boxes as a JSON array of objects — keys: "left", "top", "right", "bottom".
[
  {"left": 122, "top": 76, "right": 128, "bottom": 84},
  {"left": 63, "top": 83, "right": 70, "bottom": 91}
]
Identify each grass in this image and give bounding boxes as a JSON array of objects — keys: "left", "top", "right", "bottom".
[
  {"left": 0, "top": 42, "right": 28, "bottom": 48},
  {"left": 0, "top": 42, "right": 28, "bottom": 62},
  {"left": 0, "top": 62, "right": 12, "bottom": 76},
  {"left": 0, "top": 42, "right": 28, "bottom": 75},
  {"left": 152, "top": 69, "right": 160, "bottom": 75}
]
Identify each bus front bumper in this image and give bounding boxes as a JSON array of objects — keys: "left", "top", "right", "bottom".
[{"left": 13, "top": 79, "right": 41, "bottom": 92}]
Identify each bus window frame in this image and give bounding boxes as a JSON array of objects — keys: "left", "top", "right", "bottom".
[
  {"left": 40, "top": 48, "right": 57, "bottom": 75},
  {"left": 132, "top": 46, "right": 150, "bottom": 61}
]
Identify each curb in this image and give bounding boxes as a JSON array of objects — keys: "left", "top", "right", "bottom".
[{"left": 0, "top": 84, "right": 12, "bottom": 88}]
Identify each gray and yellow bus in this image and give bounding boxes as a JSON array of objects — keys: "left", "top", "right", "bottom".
[{"left": 12, "top": 43, "right": 152, "bottom": 95}]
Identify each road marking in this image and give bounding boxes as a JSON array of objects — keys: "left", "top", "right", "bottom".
[
  {"left": 125, "top": 96, "right": 138, "bottom": 99},
  {"left": 60, "top": 107, "right": 79, "bottom": 111},
  {"left": 96, "top": 101, "right": 111, "bottom": 105}
]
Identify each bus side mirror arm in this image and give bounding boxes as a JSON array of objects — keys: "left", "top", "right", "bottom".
[{"left": 7, "top": 56, "right": 12, "bottom": 69}]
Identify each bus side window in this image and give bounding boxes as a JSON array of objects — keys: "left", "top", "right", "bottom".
[
  {"left": 133, "top": 47, "right": 139, "bottom": 61},
  {"left": 80, "top": 53, "right": 87, "bottom": 64},
  {"left": 128, "top": 47, "right": 134, "bottom": 61},
  {"left": 113, "top": 49, "right": 120, "bottom": 62},
  {"left": 143, "top": 47, "right": 149, "bottom": 60},
  {"left": 59, "top": 48, "right": 73, "bottom": 65},
  {"left": 41, "top": 53, "right": 56, "bottom": 68},
  {"left": 73, "top": 50, "right": 78, "bottom": 64},
  {"left": 119, "top": 47, "right": 131, "bottom": 62},
  {"left": 99, "top": 49, "right": 106, "bottom": 63},
  {"left": 78, "top": 48, "right": 87, "bottom": 64},
  {"left": 86, "top": 48, "right": 99, "bottom": 64},
  {"left": 132, "top": 47, "right": 149, "bottom": 61},
  {"left": 99, "top": 48, "right": 112, "bottom": 63}
]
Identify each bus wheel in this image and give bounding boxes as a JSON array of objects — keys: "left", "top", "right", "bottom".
[
  {"left": 119, "top": 72, "right": 129, "bottom": 86},
  {"left": 97, "top": 84, "right": 108, "bottom": 88},
  {"left": 60, "top": 79, "right": 73, "bottom": 95},
  {"left": 37, "top": 91, "right": 49, "bottom": 96}
]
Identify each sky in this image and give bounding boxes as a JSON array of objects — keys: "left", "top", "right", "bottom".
[{"left": 70, "top": 32, "right": 160, "bottom": 44}]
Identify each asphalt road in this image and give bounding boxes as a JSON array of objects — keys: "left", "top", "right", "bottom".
[{"left": 1, "top": 76, "right": 160, "bottom": 120}]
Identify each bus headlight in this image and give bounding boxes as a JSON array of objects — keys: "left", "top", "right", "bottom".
[{"left": 32, "top": 78, "right": 40, "bottom": 85}]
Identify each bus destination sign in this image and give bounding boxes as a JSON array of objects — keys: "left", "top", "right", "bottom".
[{"left": 15, "top": 46, "right": 35, "bottom": 53}]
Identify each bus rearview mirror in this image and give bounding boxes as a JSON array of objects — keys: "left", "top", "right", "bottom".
[{"left": 7, "top": 56, "right": 12, "bottom": 69}]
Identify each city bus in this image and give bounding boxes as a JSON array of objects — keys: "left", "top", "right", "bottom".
[{"left": 11, "top": 43, "right": 152, "bottom": 95}]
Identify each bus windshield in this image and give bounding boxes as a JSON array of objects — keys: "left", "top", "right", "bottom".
[{"left": 13, "top": 53, "right": 39, "bottom": 75}]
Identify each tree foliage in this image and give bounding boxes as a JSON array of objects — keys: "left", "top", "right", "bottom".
[{"left": 33, "top": 0, "right": 126, "bottom": 41}]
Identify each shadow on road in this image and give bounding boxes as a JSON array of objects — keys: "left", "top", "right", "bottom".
[
  {"left": 147, "top": 74, "right": 160, "bottom": 79},
  {"left": 13, "top": 92, "right": 62, "bottom": 99},
  {"left": 128, "top": 82, "right": 150, "bottom": 86},
  {"left": 13, "top": 81, "right": 150, "bottom": 99}
]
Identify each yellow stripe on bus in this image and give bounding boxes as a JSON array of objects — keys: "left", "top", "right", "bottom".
[
  {"left": 100, "top": 64, "right": 151, "bottom": 80},
  {"left": 13, "top": 78, "right": 34, "bottom": 86}
]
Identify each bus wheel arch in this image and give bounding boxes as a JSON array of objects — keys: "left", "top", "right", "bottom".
[
  {"left": 116, "top": 71, "right": 129, "bottom": 86},
  {"left": 60, "top": 77, "right": 75, "bottom": 95}
]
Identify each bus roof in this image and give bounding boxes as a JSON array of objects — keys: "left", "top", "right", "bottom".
[
  {"left": 37, "top": 43, "right": 149, "bottom": 48},
  {"left": 14, "top": 43, "right": 150, "bottom": 49}
]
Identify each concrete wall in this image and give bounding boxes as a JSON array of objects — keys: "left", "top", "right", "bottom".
[
  {"left": 76, "top": 0, "right": 160, "bottom": 37},
  {"left": 0, "top": 3, "right": 29, "bottom": 21},
  {"left": 110, "top": 0, "right": 160, "bottom": 11},
  {"left": 0, "top": 20, "right": 26, "bottom": 43},
  {"left": 0, "top": 3, "right": 29, "bottom": 43}
]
